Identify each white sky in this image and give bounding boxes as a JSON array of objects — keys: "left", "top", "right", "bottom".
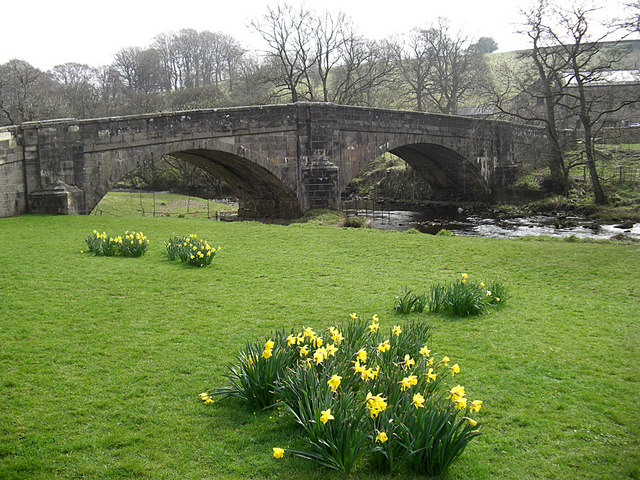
[{"left": 0, "top": 0, "right": 632, "bottom": 71}]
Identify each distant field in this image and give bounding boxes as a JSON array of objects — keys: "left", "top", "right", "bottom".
[{"left": 91, "top": 191, "right": 237, "bottom": 218}]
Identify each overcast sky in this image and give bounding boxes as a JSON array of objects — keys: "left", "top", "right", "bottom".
[{"left": 0, "top": 0, "right": 631, "bottom": 71}]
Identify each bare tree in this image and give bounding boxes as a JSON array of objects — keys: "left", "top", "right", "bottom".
[
  {"left": 331, "top": 37, "right": 395, "bottom": 106},
  {"left": 544, "top": 2, "right": 637, "bottom": 204},
  {"left": 0, "top": 59, "right": 66, "bottom": 125},
  {"left": 51, "top": 62, "right": 100, "bottom": 118},
  {"left": 394, "top": 29, "right": 434, "bottom": 111},
  {"left": 421, "top": 18, "right": 487, "bottom": 115},
  {"left": 313, "top": 10, "right": 350, "bottom": 102},
  {"left": 252, "top": 4, "right": 316, "bottom": 102}
]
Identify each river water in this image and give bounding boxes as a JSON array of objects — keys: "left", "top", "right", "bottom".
[{"left": 343, "top": 203, "right": 640, "bottom": 240}]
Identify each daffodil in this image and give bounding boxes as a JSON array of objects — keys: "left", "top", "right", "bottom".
[
  {"left": 355, "top": 348, "right": 367, "bottom": 363},
  {"left": 262, "top": 348, "right": 272, "bottom": 359},
  {"left": 273, "top": 447, "right": 284, "bottom": 459},
  {"left": 368, "top": 322, "right": 379, "bottom": 333},
  {"left": 469, "top": 400, "right": 483, "bottom": 413},
  {"left": 448, "top": 384, "right": 465, "bottom": 401},
  {"left": 313, "top": 348, "right": 327, "bottom": 364},
  {"left": 350, "top": 312, "right": 358, "bottom": 320},
  {"left": 454, "top": 397, "right": 468, "bottom": 410},
  {"left": 326, "top": 343, "right": 338, "bottom": 357},
  {"left": 327, "top": 374, "right": 342, "bottom": 393},
  {"left": 286, "top": 334, "right": 297, "bottom": 346},
  {"left": 376, "top": 340, "right": 390, "bottom": 353},
  {"left": 419, "top": 345, "right": 431, "bottom": 357},
  {"left": 371, "top": 314, "right": 379, "bottom": 323},
  {"left": 402, "top": 354, "right": 415, "bottom": 369},
  {"left": 426, "top": 367, "right": 437, "bottom": 383},
  {"left": 265, "top": 340, "right": 275, "bottom": 350},
  {"left": 451, "top": 363, "right": 461, "bottom": 376},
  {"left": 441, "top": 356, "right": 450, "bottom": 366},
  {"left": 303, "top": 327, "right": 315, "bottom": 338},
  {"left": 412, "top": 392, "right": 426, "bottom": 408},
  {"left": 320, "top": 408, "right": 334, "bottom": 424},
  {"left": 392, "top": 325, "right": 402, "bottom": 336},
  {"left": 366, "top": 392, "right": 387, "bottom": 418},
  {"left": 330, "top": 329, "right": 344, "bottom": 344},
  {"left": 299, "top": 345, "right": 309, "bottom": 357},
  {"left": 375, "top": 431, "right": 388, "bottom": 443},
  {"left": 464, "top": 417, "right": 478, "bottom": 426},
  {"left": 399, "top": 376, "right": 412, "bottom": 391}
]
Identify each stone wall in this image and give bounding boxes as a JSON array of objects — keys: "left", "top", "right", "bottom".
[{"left": 0, "top": 128, "right": 25, "bottom": 217}]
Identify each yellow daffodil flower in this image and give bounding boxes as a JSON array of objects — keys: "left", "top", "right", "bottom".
[
  {"left": 426, "top": 368, "right": 437, "bottom": 383},
  {"left": 376, "top": 340, "right": 390, "bottom": 353},
  {"left": 262, "top": 348, "right": 272, "bottom": 359},
  {"left": 356, "top": 348, "right": 367, "bottom": 363},
  {"left": 313, "top": 348, "right": 327, "bottom": 365},
  {"left": 265, "top": 340, "right": 275, "bottom": 350},
  {"left": 320, "top": 408, "right": 334, "bottom": 424},
  {"left": 327, "top": 374, "right": 342, "bottom": 393},
  {"left": 304, "top": 327, "right": 315, "bottom": 338},
  {"left": 449, "top": 385, "right": 465, "bottom": 401},
  {"left": 368, "top": 322, "right": 379, "bottom": 333},
  {"left": 454, "top": 397, "right": 468, "bottom": 410},
  {"left": 273, "top": 447, "right": 284, "bottom": 459},
  {"left": 365, "top": 392, "right": 387, "bottom": 418},
  {"left": 375, "top": 431, "right": 388, "bottom": 443},
  {"left": 402, "top": 354, "right": 415, "bottom": 369},
  {"left": 371, "top": 314, "right": 379, "bottom": 323},
  {"left": 451, "top": 363, "right": 461, "bottom": 376},
  {"left": 392, "top": 325, "right": 402, "bottom": 336},
  {"left": 286, "top": 334, "right": 297, "bottom": 346},
  {"left": 419, "top": 345, "right": 431, "bottom": 357},
  {"left": 441, "top": 356, "right": 450, "bottom": 366},
  {"left": 299, "top": 345, "right": 309, "bottom": 357},
  {"left": 350, "top": 312, "right": 358, "bottom": 320},
  {"left": 469, "top": 400, "right": 483, "bottom": 413},
  {"left": 399, "top": 376, "right": 412, "bottom": 391},
  {"left": 412, "top": 392, "right": 426, "bottom": 408},
  {"left": 326, "top": 343, "right": 338, "bottom": 357}
]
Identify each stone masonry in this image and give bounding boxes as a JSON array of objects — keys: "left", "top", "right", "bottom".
[{"left": 0, "top": 102, "right": 547, "bottom": 218}]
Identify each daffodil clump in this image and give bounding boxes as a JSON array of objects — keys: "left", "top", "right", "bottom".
[
  {"left": 428, "top": 273, "right": 507, "bottom": 316},
  {"left": 84, "top": 230, "right": 149, "bottom": 257},
  {"left": 164, "top": 234, "right": 221, "bottom": 267},
  {"left": 208, "top": 314, "right": 484, "bottom": 475}
]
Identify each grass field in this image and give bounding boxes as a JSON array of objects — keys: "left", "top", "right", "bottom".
[
  {"left": 91, "top": 191, "right": 237, "bottom": 218},
  {"left": 0, "top": 214, "right": 638, "bottom": 479}
]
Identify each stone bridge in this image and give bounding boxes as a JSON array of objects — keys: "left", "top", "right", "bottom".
[{"left": 0, "top": 102, "right": 547, "bottom": 218}]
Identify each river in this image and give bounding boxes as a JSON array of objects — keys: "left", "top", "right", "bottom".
[{"left": 342, "top": 202, "right": 640, "bottom": 240}]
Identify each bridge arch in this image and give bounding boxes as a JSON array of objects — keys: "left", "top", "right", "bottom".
[
  {"left": 86, "top": 138, "right": 299, "bottom": 218},
  {"left": 341, "top": 138, "right": 491, "bottom": 202}
]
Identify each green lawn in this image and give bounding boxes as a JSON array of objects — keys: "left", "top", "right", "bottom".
[
  {"left": 91, "top": 191, "right": 237, "bottom": 217},
  {"left": 0, "top": 214, "right": 638, "bottom": 479}
]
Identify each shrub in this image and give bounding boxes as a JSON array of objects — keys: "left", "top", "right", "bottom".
[
  {"left": 84, "top": 230, "right": 149, "bottom": 257},
  {"left": 435, "top": 228, "right": 455, "bottom": 236},
  {"left": 342, "top": 215, "right": 373, "bottom": 228},
  {"left": 165, "top": 234, "right": 220, "bottom": 267},
  {"left": 208, "top": 314, "right": 484, "bottom": 476}
]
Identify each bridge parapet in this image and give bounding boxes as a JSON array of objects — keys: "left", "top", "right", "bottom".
[{"left": 0, "top": 103, "right": 548, "bottom": 218}]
